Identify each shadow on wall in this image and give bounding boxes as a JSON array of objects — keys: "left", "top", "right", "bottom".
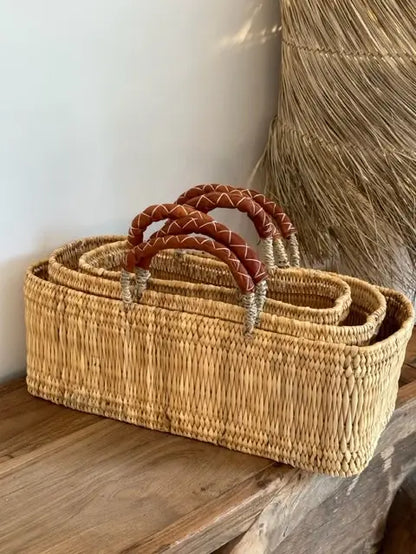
[
  {"left": 205, "top": 0, "right": 281, "bottom": 244},
  {"left": 0, "top": 254, "right": 36, "bottom": 382}
]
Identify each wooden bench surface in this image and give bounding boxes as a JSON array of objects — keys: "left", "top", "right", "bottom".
[{"left": 0, "top": 329, "right": 415, "bottom": 554}]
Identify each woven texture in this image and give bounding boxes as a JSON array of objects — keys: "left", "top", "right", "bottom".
[
  {"left": 77, "top": 238, "right": 357, "bottom": 328},
  {"left": 26, "top": 257, "right": 413, "bottom": 476},
  {"left": 24, "top": 188, "right": 414, "bottom": 476},
  {"left": 256, "top": 0, "right": 416, "bottom": 290},
  {"left": 78, "top": 239, "right": 386, "bottom": 342}
]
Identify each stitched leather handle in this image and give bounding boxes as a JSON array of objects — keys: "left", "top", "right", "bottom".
[
  {"left": 126, "top": 203, "right": 266, "bottom": 278},
  {"left": 132, "top": 235, "right": 256, "bottom": 293},
  {"left": 150, "top": 214, "right": 267, "bottom": 284},
  {"left": 177, "top": 184, "right": 296, "bottom": 238},
  {"left": 123, "top": 205, "right": 267, "bottom": 333},
  {"left": 177, "top": 191, "right": 278, "bottom": 239},
  {"left": 128, "top": 203, "right": 213, "bottom": 249}
]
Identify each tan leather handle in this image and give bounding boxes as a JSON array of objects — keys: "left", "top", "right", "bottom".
[
  {"left": 128, "top": 203, "right": 213, "bottom": 249},
  {"left": 177, "top": 191, "right": 278, "bottom": 239},
  {"left": 177, "top": 184, "right": 296, "bottom": 238},
  {"left": 132, "top": 235, "right": 256, "bottom": 294},
  {"left": 150, "top": 214, "right": 267, "bottom": 284}
]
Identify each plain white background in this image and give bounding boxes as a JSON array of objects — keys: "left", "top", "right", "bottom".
[{"left": 0, "top": 0, "right": 280, "bottom": 381}]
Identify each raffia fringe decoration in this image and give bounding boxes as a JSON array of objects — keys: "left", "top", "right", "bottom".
[{"left": 255, "top": 0, "right": 416, "bottom": 292}]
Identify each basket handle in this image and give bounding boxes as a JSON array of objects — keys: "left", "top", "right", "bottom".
[
  {"left": 178, "top": 191, "right": 277, "bottom": 239},
  {"left": 177, "top": 185, "right": 299, "bottom": 267},
  {"left": 174, "top": 191, "right": 283, "bottom": 270},
  {"left": 149, "top": 214, "right": 267, "bottom": 285},
  {"left": 128, "top": 203, "right": 211, "bottom": 249},
  {"left": 177, "top": 184, "right": 296, "bottom": 237},
  {"left": 125, "top": 234, "right": 261, "bottom": 334}
]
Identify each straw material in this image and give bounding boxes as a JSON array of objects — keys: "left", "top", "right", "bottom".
[
  {"left": 79, "top": 239, "right": 353, "bottom": 326},
  {"left": 24, "top": 191, "right": 414, "bottom": 476},
  {"left": 255, "top": 0, "right": 416, "bottom": 292},
  {"left": 26, "top": 257, "right": 414, "bottom": 476},
  {"left": 74, "top": 238, "right": 386, "bottom": 345}
]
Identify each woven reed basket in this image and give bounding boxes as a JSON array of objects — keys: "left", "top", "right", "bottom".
[
  {"left": 25, "top": 189, "right": 414, "bottom": 476},
  {"left": 76, "top": 239, "right": 386, "bottom": 346}
]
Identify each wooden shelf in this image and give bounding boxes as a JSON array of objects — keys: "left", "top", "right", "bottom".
[{"left": 0, "top": 329, "right": 415, "bottom": 554}]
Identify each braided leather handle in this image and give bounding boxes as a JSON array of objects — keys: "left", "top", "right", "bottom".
[
  {"left": 150, "top": 214, "right": 267, "bottom": 284},
  {"left": 177, "top": 184, "right": 296, "bottom": 238},
  {"left": 177, "top": 191, "right": 278, "bottom": 239},
  {"left": 132, "top": 235, "right": 256, "bottom": 293},
  {"left": 128, "top": 203, "right": 213, "bottom": 248}
]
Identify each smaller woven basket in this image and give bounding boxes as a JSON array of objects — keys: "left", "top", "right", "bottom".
[
  {"left": 80, "top": 239, "right": 352, "bottom": 326},
  {"left": 47, "top": 232, "right": 384, "bottom": 346},
  {"left": 73, "top": 185, "right": 385, "bottom": 345}
]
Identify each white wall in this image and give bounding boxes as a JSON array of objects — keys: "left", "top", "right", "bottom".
[{"left": 0, "top": 0, "right": 280, "bottom": 382}]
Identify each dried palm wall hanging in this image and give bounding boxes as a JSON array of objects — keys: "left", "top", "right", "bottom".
[{"left": 256, "top": 0, "right": 416, "bottom": 292}]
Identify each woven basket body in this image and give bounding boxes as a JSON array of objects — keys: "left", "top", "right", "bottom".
[
  {"left": 25, "top": 259, "right": 413, "bottom": 476},
  {"left": 71, "top": 238, "right": 386, "bottom": 345}
]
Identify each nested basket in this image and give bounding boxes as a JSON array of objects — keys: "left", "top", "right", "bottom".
[
  {"left": 79, "top": 236, "right": 353, "bottom": 328},
  {"left": 50, "top": 234, "right": 354, "bottom": 335},
  {"left": 26, "top": 229, "right": 414, "bottom": 475},
  {"left": 80, "top": 240, "right": 352, "bottom": 324},
  {"left": 75, "top": 237, "right": 386, "bottom": 346},
  {"left": 84, "top": 192, "right": 352, "bottom": 328},
  {"left": 80, "top": 235, "right": 385, "bottom": 333},
  {"left": 74, "top": 187, "right": 386, "bottom": 344},
  {"left": 25, "top": 187, "right": 414, "bottom": 475}
]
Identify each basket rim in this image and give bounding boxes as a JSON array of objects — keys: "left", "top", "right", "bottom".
[
  {"left": 77, "top": 238, "right": 354, "bottom": 321},
  {"left": 26, "top": 259, "right": 414, "bottom": 358}
]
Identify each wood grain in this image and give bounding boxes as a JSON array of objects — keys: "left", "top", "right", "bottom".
[
  {"left": 0, "top": 378, "right": 100, "bottom": 463},
  {"left": 0, "top": 328, "right": 415, "bottom": 554},
  {"left": 219, "top": 392, "right": 416, "bottom": 554},
  {"left": 381, "top": 473, "right": 416, "bottom": 554},
  {"left": 404, "top": 331, "right": 416, "bottom": 367},
  {"left": 399, "top": 364, "right": 416, "bottom": 386},
  {"left": 0, "top": 383, "right": 277, "bottom": 554}
]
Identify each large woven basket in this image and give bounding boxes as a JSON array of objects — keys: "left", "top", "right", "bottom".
[
  {"left": 26, "top": 254, "right": 413, "bottom": 476},
  {"left": 26, "top": 198, "right": 414, "bottom": 475}
]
